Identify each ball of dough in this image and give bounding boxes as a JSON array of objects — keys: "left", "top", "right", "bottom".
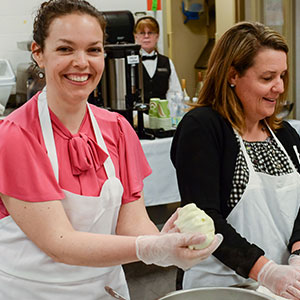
[{"left": 174, "top": 203, "right": 215, "bottom": 249}]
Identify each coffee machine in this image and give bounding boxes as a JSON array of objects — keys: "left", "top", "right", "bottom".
[{"left": 89, "top": 11, "right": 153, "bottom": 139}]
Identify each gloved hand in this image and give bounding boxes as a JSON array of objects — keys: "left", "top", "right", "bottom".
[
  {"left": 160, "top": 208, "right": 180, "bottom": 234},
  {"left": 289, "top": 254, "right": 300, "bottom": 269},
  {"left": 258, "top": 260, "right": 300, "bottom": 299},
  {"left": 136, "top": 232, "right": 223, "bottom": 270}
]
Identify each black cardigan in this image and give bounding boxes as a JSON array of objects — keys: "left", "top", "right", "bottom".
[{"left": 171, "top": 106, "right": 300, "bottom": 278}]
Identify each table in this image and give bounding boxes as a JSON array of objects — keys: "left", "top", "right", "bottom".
[
  {"left": 140, "top": 119, "right": 300, "bottom": 207},
  {"left": 141, "top": 137, "right": 181, "bottom": 207},
  {"left": 288, "top": 119, "right": 300, "bottom": 135}
]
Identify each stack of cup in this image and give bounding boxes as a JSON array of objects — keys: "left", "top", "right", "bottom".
[
  {"left": 157, "top": 99, "right": 172, "bottom": 130},
  {"left": 149, "top": 98, "right": 160, "bottom": 129},
  {"left": 149, "top": 98, "right": 172, "bottom": 130}
]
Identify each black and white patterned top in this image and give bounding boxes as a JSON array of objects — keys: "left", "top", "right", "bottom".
[{"left": 228, "top": 134, "right": 294, "bottom": 208}]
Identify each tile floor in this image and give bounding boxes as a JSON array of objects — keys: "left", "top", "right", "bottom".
[{"left": 124, "top": 262, "right": 177, "bottom": 300}]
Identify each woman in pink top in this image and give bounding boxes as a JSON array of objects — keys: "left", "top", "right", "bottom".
[{"left": 0, "top": 1, "right": 221, "bottom": 299}]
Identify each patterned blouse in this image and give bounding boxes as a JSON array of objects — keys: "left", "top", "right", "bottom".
[{"left": 228, "top": 134, "right": 294, "bottom": 208}]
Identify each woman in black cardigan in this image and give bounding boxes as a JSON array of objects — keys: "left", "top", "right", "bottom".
[{"left": 171, "top": 21, "right": 300, "bottom": 299}]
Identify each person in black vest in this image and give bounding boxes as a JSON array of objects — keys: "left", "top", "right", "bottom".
[{"left": 134, "top": 16, "right": 181, "bottom": 104}]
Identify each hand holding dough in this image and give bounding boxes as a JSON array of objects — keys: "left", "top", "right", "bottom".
[{"left": 174, "top": 203, "right": 215, "bottom": 249}]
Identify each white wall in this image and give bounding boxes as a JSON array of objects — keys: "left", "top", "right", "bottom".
[
  {"left": 215, "top": 0, "right": 236, "bottom": 40},
  {"left": 0, "top": 0, "right": 163, "bottom": 84}
]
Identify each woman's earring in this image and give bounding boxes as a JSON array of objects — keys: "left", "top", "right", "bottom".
[
  {"left": 38, "top": 71, "right": 45, "bottom": 79},
  {"left": 230, "top": 83, "right": 235, "bottom": 88}
]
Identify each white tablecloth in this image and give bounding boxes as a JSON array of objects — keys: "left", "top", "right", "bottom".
[
  {"left": 141, "top": 137, "right": 181, "bottom": 207},
  {"left": 141, "top": 120, "right": 300, "bottom": 207},
  {"left": 288, "top": 119, "right": 300, "bottom": 135}
]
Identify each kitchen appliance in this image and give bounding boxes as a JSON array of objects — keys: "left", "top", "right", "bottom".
[
  {"left": 102, "top": 43, "right": 142, "bottom": 124},
  {"left": 16, "top": 62, "right": 31, "bottom": 106},
  {"left": 15, "top": 40, "right": 46, "bottom": 104},
  {"left": 0, "top": 59, "right": 16, "bottom": 110},
  {"left": 158, "top": 287, "right": 273, "bottom": 300},
  {"left": 88, "top": 11, "right": 153, "bottom": 139}
]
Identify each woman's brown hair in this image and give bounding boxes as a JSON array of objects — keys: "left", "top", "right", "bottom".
[
  {"left": 33, "top": 0, "right": 106, "bottom": 52},
  {"left": 195, "top": 21, "right": 289, "bottom": 133}
]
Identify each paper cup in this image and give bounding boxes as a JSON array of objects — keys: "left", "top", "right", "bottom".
[
  {"left": 157, "top": 118, "right": 172, "bottom": 130},
  {"left": 149, "top": 116, "right": 159, "bottom": 129},
  {"left": 149, "top": 98, "right": 160, "bottom": 117},
  {"left": 157, "top": 99, "right": 170, "bottom": 118}
]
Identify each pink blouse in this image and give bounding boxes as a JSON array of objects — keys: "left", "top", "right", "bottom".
[{"left": 0, "top": 93, "right": 151, "bottom": 219}]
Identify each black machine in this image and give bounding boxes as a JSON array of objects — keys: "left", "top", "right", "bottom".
[{"left": 89, "top": 10, "right": 153, "bottom": 139}]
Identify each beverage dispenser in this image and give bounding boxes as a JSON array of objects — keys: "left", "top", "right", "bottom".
[
  {"left": 89, "top": 11, "right": 152, "bottom": 139},
  {"left": 103, "top": 43, "right": 142, "bottom": 126}
]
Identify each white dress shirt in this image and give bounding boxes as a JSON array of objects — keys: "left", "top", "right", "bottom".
[{"left": 140, "top": 48, "right": 182, "bottom": 101}]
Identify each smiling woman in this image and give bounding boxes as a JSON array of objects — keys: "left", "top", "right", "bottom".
[
  {"left": 32, "top": 13, "right": 105, "bottom": 133},
  {"left": 0, "top": 1, "right": 222, "bottom": 299},
  {"left": 171, "top": 21, "right": 300, "bottom": 299},
  {"left": 229, "top": 48, "right": 287, "bottom": 141}
]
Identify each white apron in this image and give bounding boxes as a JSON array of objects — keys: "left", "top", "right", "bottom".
[
  {"left": 183, "top": 127, "right": 300, "bottom": 289},
  {"left": 0, "top": 89, "right": 130, "bottom": 300}
]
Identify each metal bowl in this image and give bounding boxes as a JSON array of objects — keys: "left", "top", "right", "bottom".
[
  {"left": 158, "top": 287, "right": 273, "bottom": 300},
  {"left": 277, "top": 101, "right": 294, "bottom": 119}
]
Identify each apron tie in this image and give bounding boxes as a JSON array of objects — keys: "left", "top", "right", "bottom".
[{"left": 68, "top": 133, "right": 108, "bottom": 176}]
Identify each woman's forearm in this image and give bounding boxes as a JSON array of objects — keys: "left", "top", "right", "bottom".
[
  {"left": 1, "top": 194, "right": 140, "bottom": 267},
  {"left": 292, "top": 241, "right": 300, "bottom": 253},
  {"left": 249, "top": 256, "right": 269, "bottom": 281},
  {"left": 116, "top": 195, "right": 159, "bottom": 236},
  {"left": 48, "top": 230, "right": 139, "bottom": 267}
]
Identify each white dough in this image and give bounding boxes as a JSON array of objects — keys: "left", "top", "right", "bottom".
[{"left": 174, "top": 203, "right": 215, "bottom": 249}]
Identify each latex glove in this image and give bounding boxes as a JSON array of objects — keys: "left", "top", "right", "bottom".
[
  {"left": 136, "top": 232, "right": 223, "bottom": 270},
  {"left": 289, "top": 255, "right": 300, "bottom": 269},
  {"left": 258, "top": 260, "right": 300, "bottom": 299},
  {"left": 160, "top": 208, "right": 181, "bottom": 234}
]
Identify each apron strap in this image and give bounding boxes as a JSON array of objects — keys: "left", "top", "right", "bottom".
[
  {"left": 38, "top": 88, "right": 59, "bottom": 182},
  {"left": 234, "top": 123, "right": 298, "bottom": 174},
  {"left": 38, "top": 88, "right": 116, "bottom": 182},
  {"left": 293, "top": 146, "right": 300, "bottom": 165},
  {"left": 87, "top": 104, "right": 116, "bottom": 178},
  {"left": 265, "top": 121, "right": 298, "bottom": 173},
  {"left": 233, "top": 129, "right": 256, "bottom": 174}
]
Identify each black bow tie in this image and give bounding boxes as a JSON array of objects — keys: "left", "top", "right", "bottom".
[{"left": 142, "top": 54, "right": 157, "bottom": 61}]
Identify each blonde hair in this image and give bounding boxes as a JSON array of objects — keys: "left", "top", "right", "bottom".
[
  {"left": 195, "top": 21, "right": 289, "bottom": 133},
  {"left": 134, "top": 16, "right": 159, "bottom": 35}
]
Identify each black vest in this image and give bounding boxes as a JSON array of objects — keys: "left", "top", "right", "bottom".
[{"left": 143, "top": 54, "right": 171, "bottom": 104}]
